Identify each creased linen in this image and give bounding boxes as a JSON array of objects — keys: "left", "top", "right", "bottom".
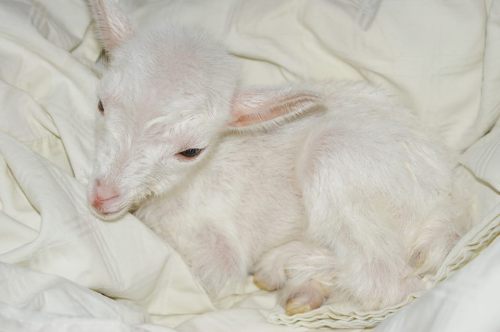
[{"left": 0, "top": 0, "right": 498, "bottom": 331}]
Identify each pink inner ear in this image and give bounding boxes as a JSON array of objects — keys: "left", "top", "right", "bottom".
[{"left": 230, "top": 94, "right": 318, "bottom": 127}]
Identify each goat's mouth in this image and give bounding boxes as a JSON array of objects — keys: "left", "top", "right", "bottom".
[
  {"left": 91, "top": 205, "right": 129, "bottom": 221},
  {"left": 88, "top": 194, "right": 130, "bottom": 221}
]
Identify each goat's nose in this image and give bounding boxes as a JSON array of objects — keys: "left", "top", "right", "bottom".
[{"left": 91, "top": 181, "right": 120, "bottom": 209}]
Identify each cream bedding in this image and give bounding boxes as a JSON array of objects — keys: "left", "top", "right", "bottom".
[{"left": 0, "top": 0, "right": 499, "bottom": 331}]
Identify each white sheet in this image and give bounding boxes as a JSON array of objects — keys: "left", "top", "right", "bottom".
[
  {"left": 0, "top": 0, "right": 499, "bottom": 331},
  {"left": 375, "top": 237, "right": 500, "bottom": 332}
]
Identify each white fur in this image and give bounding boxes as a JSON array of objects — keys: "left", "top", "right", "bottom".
[{"left": 87, "top": 0, "right": 473, "bottom": 313}]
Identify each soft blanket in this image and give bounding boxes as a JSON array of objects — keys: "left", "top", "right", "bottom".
[{"left": 0, "top": 1, "right": 499, "bottom": 331}]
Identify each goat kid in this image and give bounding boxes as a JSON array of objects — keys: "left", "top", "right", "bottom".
[{"left": 87, "top": 0, "right": 471, "bottom": 315}]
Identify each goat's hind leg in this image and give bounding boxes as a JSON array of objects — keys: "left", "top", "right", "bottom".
[{"left": 296, "top": 124, "right": 424, "bottom": 310}]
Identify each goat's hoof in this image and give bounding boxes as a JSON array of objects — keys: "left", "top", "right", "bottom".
[
  {"left": 283, "top": 280, "right": 327, "bottom": 315},
  {"left": 253, "top": 275, "right": 278, "bottom": 291},
  {"left": 285, "top": 298, "right": 313, "bottom": 315}
]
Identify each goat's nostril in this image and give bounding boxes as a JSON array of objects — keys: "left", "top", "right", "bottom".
[
  {"left": 91, "top": 193, "right": 120, "bottom": 212},
  {"left": 92, "top": 197, "right": 103, "bottom": 209}
]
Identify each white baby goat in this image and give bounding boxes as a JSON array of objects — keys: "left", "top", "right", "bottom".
[{"left": 87, "top": 0, "right": 471, "bottom": 315}]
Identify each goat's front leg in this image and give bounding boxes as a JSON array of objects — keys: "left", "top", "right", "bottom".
[{"left": 181, "top": 223, "right": 248, "bottom": 298}]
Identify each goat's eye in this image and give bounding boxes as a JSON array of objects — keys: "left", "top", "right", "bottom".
[
  {"left": 97, "top": 100, "right": 104, "bottom": 114},
  {"left": 177, "top": 148, "right": 204, "bottom": 159}
]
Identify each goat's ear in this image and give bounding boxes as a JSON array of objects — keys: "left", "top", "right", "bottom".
[
  {"left": 227, "top": 87, "right": 322, "bottom": 130},
  {"left": 88, "top": 0, "right": 134, "bottom": 53}
]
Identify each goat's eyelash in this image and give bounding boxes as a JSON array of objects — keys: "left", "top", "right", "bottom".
[
  {"left": 98, "top": 100, "right": 104, "bottom": 114},
  {"left": 176, "top": 148, "right": 205, "bottom": 160}
]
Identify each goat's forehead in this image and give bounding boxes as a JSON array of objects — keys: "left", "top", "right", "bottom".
[
  {"left": 112, "top": 32, "right": 224, "bottom": 83},
  {"left": 97, "top": 28, "right": 237, "bottom": 133},
  {"left": 104, "top": 28, "right": 238, "bottom": 99},
  {"left": 101, "top": 66, "right": 203, "bottom": 99},
  {"left": 99, "top": 67, "right": 211, "bottom": 114},
  {"left": 104, "top": 96, "right": 212, "bottom": 129}
]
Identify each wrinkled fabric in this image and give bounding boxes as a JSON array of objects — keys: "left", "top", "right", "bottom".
[{"left": 0, "top": 0, "right": 498, "bottom": 331}]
